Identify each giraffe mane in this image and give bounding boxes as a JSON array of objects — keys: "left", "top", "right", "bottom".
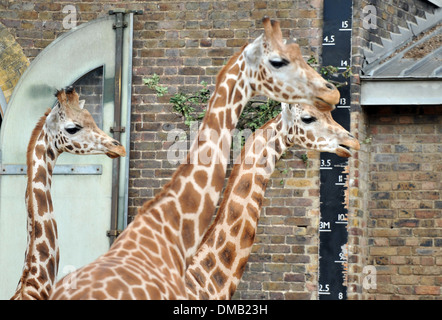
[{"left": 214, "top": 44, "right": 247, "bottom": 91}]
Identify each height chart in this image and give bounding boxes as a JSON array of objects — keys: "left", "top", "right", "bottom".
[{"left": 318, "top": 0, "right": 353, "bottom": 300}]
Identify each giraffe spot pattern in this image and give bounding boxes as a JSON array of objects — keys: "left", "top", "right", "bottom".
[
  {"left": 219, "top": 241, "right": 236, "bottom": 268},
  {"left": 240, "top": 220, "right": 256, "bottom": 249},
  {"left": 33, "top": 188, "right": 48, "bottom": 216},
  {"left": 44, "top": 220, "right": 56, "bottom": 249},
  {"left": 194, "top": 170, "right": 208, "bottom": 189},
  {"left": 233, "top": 257, "right": 249, "bottom": 279},
  {"left": 36, "top": 242, "right": 50, "bottom": 262},
  {"left": 211, "top": 267, "right": 227, "bottom": 291},
  {"left": 189, "top": 267, "right": 206, "bottom": 286},
  {"left": 182, "top": 219, "right": 195, "bottom": 250},
  {"left": 179, "top": 183, "right": 200, "bottom": 214},
  {"left": 199, "top": 194, "right": 215, "bottom": 235},
  {"left": 233, "top": 172, "right": 253, "bottom": 198},
  {"left": 201, "top": 252, "right": 216, "bottom": 273},
  {"left": 32, "top": 165, "right": 47, "bottom": 186},
  {"left": 162, "top": 201, "right": 180, "bottom": 230},
  {"left": 230, "top": 219, "right": 243, "bottom": 237},
  {"left": 211, "top": 163, "right": 225, "bottom": 192},
  {"left": 216, "top": 229, "right": 226, "bottom": 250},
  {"left": 227, "top": 201, "right": 243, "bottom": 225}
]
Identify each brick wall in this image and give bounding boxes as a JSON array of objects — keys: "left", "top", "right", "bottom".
[
  {"left": 364, "top": 106, "right": 441, "bottom": 299},
  {"left": 0, "top": 1, "right": 325, "bottom": 300},
  {"left": 349, "top": 0, "right": 441, "bottom": 300},
  {"left": 2, "top": 0, "right": 439, "bottom": 300},
  {"left": 0, "top": 21, "right": 29, "bottom": 122}
]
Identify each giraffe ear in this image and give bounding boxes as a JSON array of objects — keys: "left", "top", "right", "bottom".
[
  {"left": 78, "top": 100, "right": 85, "bottom": 110},
  {"left": 244, "top": 34, "right": 263, "bottom": 68}
]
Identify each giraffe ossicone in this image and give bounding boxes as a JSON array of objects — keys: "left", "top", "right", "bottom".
[
  {"left": 185, "top": 102, "right": 360, "bottom": 299},
  {"left": 49, "top": 18, "right": 341, "bottom": 300},
  {"left": 11, "top": 87, "right": 125, "bottom": 300}
]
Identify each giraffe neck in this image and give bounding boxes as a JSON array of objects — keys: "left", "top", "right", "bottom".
[
  {"left": 132, "top": 48, "right": 253, "bottom": 270},
  {"left": 185, "top": 115, "right": 291, "bottom": 299},
  {"left": 12, "top": 115, "right": 60, "bottom": 300}
]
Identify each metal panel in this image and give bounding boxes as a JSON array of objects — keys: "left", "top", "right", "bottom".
[
  {"left": 0, "top": 15, "right": 133, "bottom": 299},
  {"left": 361, "top": 80, "right": 442, "bottom": 105},
  {"left": 0, "top": 164, "right": 102, "bottom": 175}
]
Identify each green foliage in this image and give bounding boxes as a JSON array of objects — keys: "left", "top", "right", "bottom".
[
  {"left": 237, "top": 98, "right": 281, "bottom": 132},
  {"left": 142, "top": 58, "right": 351, "bottom": 142},
  {"left": 169, "top": 81, "right": 210, "bottom": 126},
  {"left": 307, "top": 55, "right": 352, "bottom": 88},
  {"left": 142, "top": 74, "right": 169, "bottom": 97},
  {"left": 300, "top": 153, "right": 309, "bottom": 167}
]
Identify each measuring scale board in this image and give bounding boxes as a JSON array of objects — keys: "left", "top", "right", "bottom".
[{"left": 318, "top": 0, "right": 353, "bottom": 300}]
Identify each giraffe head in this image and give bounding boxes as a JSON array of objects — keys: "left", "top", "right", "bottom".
[
  {"left": 244, "top": 17, "right": 339, "bottom": 110},
  {"left": 281, "top": 103, "right": 360, "bottom": 157},
  {"left": 46, "top": 87, "right": 126, "bottom": 158}
]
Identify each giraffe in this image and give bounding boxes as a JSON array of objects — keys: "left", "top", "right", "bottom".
[
  {"left": 10, "top": 87, "right": 126, "bottom": 300},
  {"left": 49, "top": 18, "right": 340, "bottom": 300},
  {"left": 185, "top": 103, "right": 360, "bottom": 299}
]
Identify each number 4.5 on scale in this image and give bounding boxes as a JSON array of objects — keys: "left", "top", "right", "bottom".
[{"left": 323, "top": 35, "right": 335, "bottom": 45}]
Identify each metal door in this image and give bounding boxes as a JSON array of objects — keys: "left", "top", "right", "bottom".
[{"left": 0, "top": 14, "right": 133, "bottom": 298}]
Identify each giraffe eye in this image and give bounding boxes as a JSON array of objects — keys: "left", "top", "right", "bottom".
[
  {"left": 301, "top": 116, "right": 317, "bottom": 124},
  {"left": 65, "top": 125, "right": 83, "bottom": 135},
  {"left": 269, "top": 58, "right": 290, "bottom": 69}
]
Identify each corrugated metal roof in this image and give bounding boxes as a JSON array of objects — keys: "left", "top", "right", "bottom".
[
  {"left": 361, "top": 7, "right": 442, "bottom": 79},
  {"left": 362, "top": 25, "right": 442, "bottom": 79}
]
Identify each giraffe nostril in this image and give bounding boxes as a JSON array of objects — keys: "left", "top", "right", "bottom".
[
  {"left": 325, "top": 82, "right": 335, "bottom": 91},
  {"left": 112, "top": 141, "right": 121, "bottom": 146}
]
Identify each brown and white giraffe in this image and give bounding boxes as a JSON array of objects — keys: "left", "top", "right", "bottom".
[
  {"left": 49, "top": 18, "right": 340, "bottom": 300},
  {"left": 185, "top": 103, "right": 360, "bottom": 299},
  {"left": 10, "top": 88, "right": 126, "bottom": 300}
]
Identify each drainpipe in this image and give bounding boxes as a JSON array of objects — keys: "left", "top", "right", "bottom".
[
  {"left": 107, "top": 9, "right": 142, "bottom": 245},
  {"left": 106, "top": 9, "right": 125, "bottom": 245}
]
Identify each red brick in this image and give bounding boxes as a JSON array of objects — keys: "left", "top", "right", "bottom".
[{"left": 415, "top": 286, "right": 440, "bottom": 295}]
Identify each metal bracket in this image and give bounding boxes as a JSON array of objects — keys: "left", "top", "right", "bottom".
[
  {"left": 106, "top": 229, "right": 123, "bottom": 238},
  {"left": 108, "top": 9, "right": 143, "bottom": 15},
  {"left": 110, "top": 126, "right": 125, "bottom": 133},
  {"left": 109, "top": 9, "right": 143, "bottom": 29},
  {"left": 0, "top": 164, "right": 102, "bottom": 175}
]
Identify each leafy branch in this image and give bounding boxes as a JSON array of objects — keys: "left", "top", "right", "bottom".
[
  {"left": 169, "top": 82, "right": 210, "bottom": 126},
  {"left": 142, "top": 73, "right": 169, "bottom": 97}
]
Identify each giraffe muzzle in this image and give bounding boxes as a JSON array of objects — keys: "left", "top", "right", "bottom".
[
  {"left": 105, "top": 142, "right": 126, "bottom": 159},
  {"left": 336, "top": 137, "right": 360, "bottom": 158},
  {"left": 315, "top": 82, "right": 340, "bottom": 110}
]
